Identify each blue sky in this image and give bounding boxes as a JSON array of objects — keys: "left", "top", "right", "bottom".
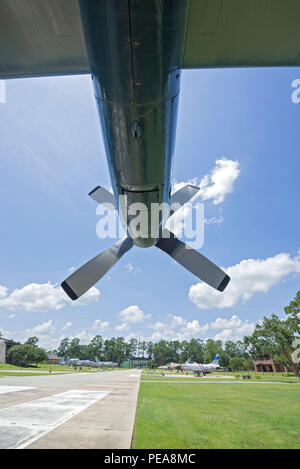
[{"left": 0, "top": 67, "right": 300, "bottom": 350}]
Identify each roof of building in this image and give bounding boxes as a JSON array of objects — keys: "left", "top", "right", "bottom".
[
  {"left": 47, "top": 353, "right": 60, "bottom": 360},
  {"left": 0, "top": 337, "right": 19, "bottom": 345}
]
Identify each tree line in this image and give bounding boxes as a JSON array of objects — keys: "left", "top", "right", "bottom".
[{"left": 2, "top": 290, "right": 300, "bottom": 373}]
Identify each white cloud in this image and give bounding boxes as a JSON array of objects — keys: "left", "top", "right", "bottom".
[
  {"left": 61, "top": 321, "right": 72, "bottom": 332},
  {"left": 115, "top": 323, "right": 129, "bottom": 331},
  {"left": 189, "top": 251, "right": 300, "bottom": 310},
  {"left": 179, "top": 320, "right": 209, "bottom": 340},
  {"left": 92, "top": 319, "right": 109, "bottom": 331},
  {"left": 25, "top": 320, "right": 55, "bottom": 337},
  {"left": 71, "top": 330, "right": 94, "bottom": 345},
  {"left": 119, "top": 305, "right": 151, "bottom": 324},
  {"left": 124, "top": 263, "right": 140, "bottom": 274},
  {"left": 151, "top": 321, "right": 168, "bottom": 330},
  {"left": 171, "top": 158, "right": 240, "bottom": 205},
  {"left": 72, "top": 286, "right": 100, "bottom": 307},
  {"left": 205, "top": 215, "right": 224, "bottom": 225},
  {"left": 168, "top": 158, "right": 239, "bottom": 236},
  {"left": 198, "top": 158, "right": 240, "bottom": 205},
  {"left": 8, "top": 314, "right": 16, "bottom": 319},
  {"left": 0, "top": 286, "right": 8, "bottom": 299},
  {"left": 148, "top": 316, "right": 209, "bottom": 342},
  {"left": 0, "top": 282, "right": 100, "bottom": 312},
  {"left": 171, "top": 315, "right": 186, "bottom": 327},
  {"left": 210, "top": 315, "right": 255, "bottom": 342}
]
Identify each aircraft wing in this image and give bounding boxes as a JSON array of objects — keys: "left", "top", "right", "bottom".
[
  {"left": 0, "top": 0, "right": 89, "bottom": 79},
  {"left": 183, "top": 0, "right": 300, "bottom": 69}
]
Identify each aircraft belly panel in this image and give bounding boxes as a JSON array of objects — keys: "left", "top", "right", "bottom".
[{"left": 79, "top": 0, "right": 189, "bottom": 246}]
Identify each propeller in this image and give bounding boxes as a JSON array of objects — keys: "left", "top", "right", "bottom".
[
  {"left": 156, "top": 229, "right": 230, "bottom": 292},
  {"left": 61, "top": 237, "right": 133, "bottom": 300},
  {"left": 62, "top": 184, "right": 229, "bottom": 300}
]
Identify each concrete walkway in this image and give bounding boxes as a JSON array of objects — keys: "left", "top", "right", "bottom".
[{"left": 0, "top": 369, "right": 141, "bottom": 449}]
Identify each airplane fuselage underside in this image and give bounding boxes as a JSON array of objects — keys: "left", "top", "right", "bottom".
[{"left": 79, "top": 0, "right": 189, "bottom": 247}]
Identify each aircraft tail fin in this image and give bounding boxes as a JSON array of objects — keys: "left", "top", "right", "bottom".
[{"left": 213, "top": 354, "right": 220, "bottom": 365}]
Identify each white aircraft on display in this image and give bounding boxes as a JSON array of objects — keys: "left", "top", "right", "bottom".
[{"left": 182, "top": 355, "right": 220, "bottom": 377}]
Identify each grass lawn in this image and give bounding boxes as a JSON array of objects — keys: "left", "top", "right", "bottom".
[
  {"left": 133, "top": 381, "right": 300, "bottom": 449},
  {"left": 142, "top": 369, "right": 299, "bottom": 383},
  {"left": 0, "top": 363, "right": 110, "bottom": 373},
  {"left": 0, "top": 372, "right": 55, "bottom": 377}
]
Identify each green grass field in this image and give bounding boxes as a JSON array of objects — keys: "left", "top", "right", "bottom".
[
  {"left": 0, "top": 372, "right": 56, "bottom": 377},
  {"left": 133, "top": 380, "right": 300, "bottom": 449},
  {"left": 141, "top": 370, "right": 299, "bottom": 384},
  {"left": 0, "top": 363, "right": 114, "bottom": 373}
]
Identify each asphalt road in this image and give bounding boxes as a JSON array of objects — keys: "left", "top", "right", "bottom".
[{"left": 0, "top": 369, "right": 141, "bottom": 449}]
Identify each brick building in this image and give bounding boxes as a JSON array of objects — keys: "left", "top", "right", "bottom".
[{"left": 253, "top": 356, "right": 291, "bottom": 373}]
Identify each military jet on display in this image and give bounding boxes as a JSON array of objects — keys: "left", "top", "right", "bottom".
[
  {"left": 95, "top": 361, "right": 119, "bottom": 368},
  {"left": 182, "top": 355, "right": 220, "bottom": 377},
  {"left": 1, "top": 1, "right": 299, "bottom": 298}
]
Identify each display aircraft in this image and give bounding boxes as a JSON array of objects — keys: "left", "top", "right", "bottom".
[
  {"left": 1, "top": 1, "right": 299, "bottom": 298},
  {"left": 182, "top": 355, "right": 220, "bottom": 377}
]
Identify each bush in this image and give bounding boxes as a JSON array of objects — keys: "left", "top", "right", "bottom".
[{"left": 7, "top": 344, "right": 48, "bottom": 366}]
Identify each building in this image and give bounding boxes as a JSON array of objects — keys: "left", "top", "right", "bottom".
[
  {"left": 253, "top": 357, "right": 291, "bottom": 373},
  {"left": 121, "top": 357, "right": 150, "bottom": 369},
  {"left": 0, "top": 337, "right": 20, "bottom": 363},
  {"left": 47, "top": 353, "right": 61, "bottom": 365}
]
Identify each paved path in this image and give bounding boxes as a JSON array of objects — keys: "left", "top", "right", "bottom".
[{"left": 0, "top": 369, "right": 141, "bottom": 449}]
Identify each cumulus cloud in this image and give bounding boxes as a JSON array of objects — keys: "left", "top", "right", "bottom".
[
  {"left": 71, "top": 330, "right": 94, "bottom": 345},
  {"left": 147, "top": 313, "right": 255, "bottom": 344},
  {"left": 0, "top": 286, "right": 8, "bottom": 299},
  {"left": 171, "top": 158, "right": 240, "bottom": 205},
  {"left": 119, "top": 305, "right": 151, "bottom": 324},
  {"left": 0, "top": 282, "right": 100, "bottom": 312},
  {"left": 189, "top": 253, "right": 300, "bottom": 309},
  {"left": 61, "top": 321, "right": 72, "bottom": 332},
  {"left": 70, "top": 287, "right": 100, "bottom": 307},
  {"left": 189, "top": 249, "right": 300, "bottom": 309},
  {"left": 115, "top": 323, "right": 129, "bottom": 331},
  {"left": 210, "top": 315, "right": 255, "bottom": 342},
  {"left": 189, "top": 251, "right": 300, "bottom": 310},
  {"left": 198, "top": 158, "right": 240, "bottom": 205},
  {"left": 92, "top": 319, "right": 109, "bottom": 331},
  {"left": 149, "top": 315, "right": 209, "bottom": 342},
  {"left": 25, "top": 320, "right": 55, "bottom": 337},
  {"left": 168, "top": 158, "right": 240, "bottom": 237}
]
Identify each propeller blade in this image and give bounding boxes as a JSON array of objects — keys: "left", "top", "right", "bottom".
[
  {"left": 156, "top": 229, "right": 230, "bottom": 292},
  {"left": 170, "top": 184, "right": 199, "bottom": 214},
  {"left": 61, "top": 238, "right": 133, "bottom": 300},
  {"left": 89, "top": 186, "right": 116, "bottom": 210}
]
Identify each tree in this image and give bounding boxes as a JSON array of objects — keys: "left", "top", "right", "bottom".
[
  {"left": 88, "top": 335, "right": 104, "bottom": 360},
  {"left": 245, "top": 314, "right": 300, "bottom": 377},
  {"left": 67, "top": 338, "right": 81, "bottom": 358},
  {"left": 25, "top": 336, "right": 39, "bottom": 347},
  {"left": 146, "top": 341, "right": 154, "bottom": 363},
  {"left": 57, "top": 338, "right": 70, "bottom": 358},
  {"left": 284, "top": 290, "right": 300, "bottom": 318},
  {"left": 243, "top": 358, "right": 254, "bottom": 370},
  {"left": 229, "top": 356, "right": 244, "bottom": 371},
  {"left": 128, "top": 338, "right": 138, "bottom": 358},
  {"left": 204, "top": 339, "right": 223, "bottom": 363},
  {"left": 7, "top": 344, "right": 47, "bottom": 366}
]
